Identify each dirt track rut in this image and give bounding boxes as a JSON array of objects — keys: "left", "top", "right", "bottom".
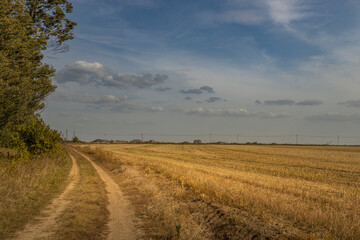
[
  {"left": 13, "top": 154, "right": 80, "bottom": 240},
  {"left": 74, "top": 149, "right": 142, "bottom": 240}
]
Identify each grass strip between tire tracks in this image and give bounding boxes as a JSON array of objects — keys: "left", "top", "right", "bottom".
[{"left": 50, "top": 148, "right": 109, "bottom": 240}]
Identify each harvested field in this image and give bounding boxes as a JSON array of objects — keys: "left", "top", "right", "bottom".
[{"left": 80, "top": 144, "right": 360, "bottom": 239}]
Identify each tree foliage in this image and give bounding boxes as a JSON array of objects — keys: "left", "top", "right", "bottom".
[
  {"left": 11, "top": 118, "right": 63, "bottom": 155},
  {"left": 72, "top": 135, "right": 80, "bottom": 143},
  {"left": 25, "top": 0, "right": 77, "bottom": 51},
  {"left": 0, "top": 0, "right": 55, "bottom": 130},
  {"left": 0, "top": 0, "right": 76, "bottom": 149}
]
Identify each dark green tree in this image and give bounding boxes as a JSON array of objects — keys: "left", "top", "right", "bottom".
[
  {"left": 0, "top": 0, "right": 76, "bottom": 146},
  {"left": 72, "top": 136, "right": 80, "bottom": 143},
  {"left": 25, "top": 0, "right": 77, "bottom": 51}
]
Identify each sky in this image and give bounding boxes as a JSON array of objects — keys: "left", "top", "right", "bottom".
[{"left": 42, "top": 0, "right": 360, "bottom": 144}]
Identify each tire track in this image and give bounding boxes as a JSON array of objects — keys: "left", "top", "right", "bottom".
[
  {"left": 13, "top": 154, "right": 79, "bottom": 240},
  {"left": 73, "top": 149, "right": 142, "bottom": 240}
]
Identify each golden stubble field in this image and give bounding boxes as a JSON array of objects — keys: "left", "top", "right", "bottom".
[{"left": 82, "top": 144, "right": 360, "bottom": 239}]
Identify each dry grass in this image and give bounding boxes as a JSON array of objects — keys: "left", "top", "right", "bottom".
[
  {"left": 79, "top": 146, "right": 211, "bottom": 240},
  {"left": 0, "top": 152, "right": 71, "bottom": 240},
  {"left": 81, "top": 144, "right": 360, "bottom": 239},
  {"left": 0, "top": 148, "right": 16, "bottom": 158},
  {"left": 50, "top": 148, "right": 109, "bottom": 240}
]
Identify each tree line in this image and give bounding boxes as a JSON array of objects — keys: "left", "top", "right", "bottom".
[{"left": 0, "top": 0, "right": 76, "bottom": 155}]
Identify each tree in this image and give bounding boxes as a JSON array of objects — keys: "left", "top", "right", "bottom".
[
  {"left": 0, "top": 1, "right": 53, "bottom": 129},
  {"left": 24, "top": 0, "right": 77, "bottom": 52},
  {"left": 72, "top": 136, "right": 80, "bottom": 143},
  {"left": 0, "top": 0, "right": 76, "bottom": 145},
  {"left": 11, "top": 118, "right": 63, "bottom": 155}
]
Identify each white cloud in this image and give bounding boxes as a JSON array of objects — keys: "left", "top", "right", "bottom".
[
  {"left": 56, "top": 61, "right": 106, "bottom": 85},
  {"left": 266, "top": 0, "right": 309, "bottom": 26}
]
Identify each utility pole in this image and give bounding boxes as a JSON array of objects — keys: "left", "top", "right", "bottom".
[
  {"left": 296, "top": 134, "right": 298, "bottom": 145},
  {"left": 141, "top": 133, "right": 144, "bottom": 142},
  {"left": 66, "top": 129, "right": 68, "bottom": 141},
  {"left": 337, "top": 135, "right": 340, "bottom": 145}
]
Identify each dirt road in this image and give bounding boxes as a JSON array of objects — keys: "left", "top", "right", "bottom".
[
  {"left": 72, "top": 149, "right": 142, "bottom": 240},
  {"left": 13, "top": 154, "right": 80, "bottom": 240},
  {"left": 11, "top": 149, "right": 142, "bottom": 240}
]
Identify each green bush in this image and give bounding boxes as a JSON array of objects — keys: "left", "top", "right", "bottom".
[
  {"left": 11, "top": 119, "right": 63, "bottom": 155},
  {"left": 72, "top": 136, "right": 80, "bottom": 143}
]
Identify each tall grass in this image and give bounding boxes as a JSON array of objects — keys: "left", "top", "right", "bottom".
[{"left": 0, "top": 151, "right": 71, "bottom": 239}]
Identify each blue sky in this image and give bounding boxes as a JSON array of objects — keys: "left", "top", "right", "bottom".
[{"left": 42, "top": 0, "right": 360, "bottom": 144}]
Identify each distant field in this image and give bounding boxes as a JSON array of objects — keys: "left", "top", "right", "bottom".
[{"left": 84, "top": 144, "right": 360, "bottom": 239}]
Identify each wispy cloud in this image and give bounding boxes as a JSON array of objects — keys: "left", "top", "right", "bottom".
[
  {"left": 262, "top": 99, "right": 323, "bottom": 106},
  {"left": 155, "top": 87, "right": 172, "bottom": 92},
  {"left": 266, "top": 0, "right": 310, "bottom": 26},
  {"left": 184, "top": 96, "right": 192, "bottom": 101},
  {"left": 199, "top": 9, "right": 266, "bottom": 25},
  {"left": 306, "top": 113, "right": 360, "bottom": 122},
  {"left": 339, "top": 100, "right": 360, "bottom": 108},
  {"left": 179, "top": 89, "right": 203, "bottom": 94},
  {"left": 51, "top": 92, "right": 139, "bottom": 110},
  {"left": 187, "top": 107, "right": 289, "bottom": 119},
  {"left": 43, "top": 0, "right": 360, "bottom": 140},
  {"left": 51, "top": 91, "right": 167, "bottom": 114},
  {"left": 199, "top": 0, "right": 310, "bottom": 27},
  {"left": 148, "top": 106, "right": 164, "bottom": 112},
  {"left": 52, "top": 92, "right": 128, "bottom": 104}
]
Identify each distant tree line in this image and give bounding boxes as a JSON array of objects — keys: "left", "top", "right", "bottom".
[{"left": 0, "top": 0, "right": 76, "bottom": 155}]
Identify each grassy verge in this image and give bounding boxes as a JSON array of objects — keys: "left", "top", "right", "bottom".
[
  {"left": 51, "top": 148, "right": 109, "bottom": 240},
  {"left": 0, "top": 150, "right": 71, "bottom": 240}
]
